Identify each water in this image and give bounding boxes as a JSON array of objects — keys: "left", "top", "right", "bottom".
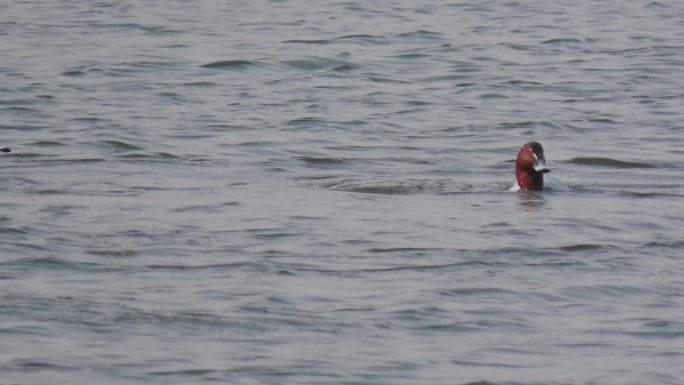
[{"left": 1, "top": 1, "right": 683, "bottom": 384}]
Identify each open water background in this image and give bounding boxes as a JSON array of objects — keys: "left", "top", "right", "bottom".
[{"left": 1, "top": 1, "right": 683, "bottom": 384}]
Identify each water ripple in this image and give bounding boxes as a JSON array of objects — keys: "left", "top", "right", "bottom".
[{"left": 567, "top": 157, "right": 658, "bottom": 168}]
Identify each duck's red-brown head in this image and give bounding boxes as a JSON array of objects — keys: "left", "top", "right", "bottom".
[{"left": 515, "top": 141, "right": 550, "bottom": 191}]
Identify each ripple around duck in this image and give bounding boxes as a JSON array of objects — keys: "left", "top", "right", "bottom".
[{"left": 314, "top": 178, "right": 446, "bottom": 195}]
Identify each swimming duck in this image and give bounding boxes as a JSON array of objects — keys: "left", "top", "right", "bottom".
[{"left": 512, "top": 141, "right": 550, "bottom": 191}]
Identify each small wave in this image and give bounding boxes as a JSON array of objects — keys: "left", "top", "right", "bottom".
[
  {"left": 2, "top": 257, "right": 109, "bottom": 272},
  {"left": 139, "top": 25, "right": 183, "bottom": 34},
  {"left": 337, "top": 33, "right": 390, "bottom": 44},
  {"left": 396, "top": 30, "right": 444, "bottom": 38},
  {"left": 147, "top": 369, "right": 216, "bottom": 377},
  {"left": 557, "top": 244, "right": 612, "bottom": 252},
  {"left": 182, "top": 81, "right": 217, "bottom": 87},
  {"left": 368, "top": 76, "right": 412, "bottom": 84},
  {"left": 97, "top": 140, "right": 144, "bottom": 151},
  {"left": 116, "top": 152, "right": 179, "bottom": 160},
  {"left": 504, "top": 79, "right": 544, "bottom": 86},
  {"left": 440, "top": 287, "right": 519, "bottom": 297},
  {"left": 0, "top": 98, "right": 36, "bottom": 106},
  {"left": 295, "top": 260, "right": 503, "bottom": 275},
  {"left": 642, "top": 239, "right": 684, "bottom": 249},
  {"left": 87, "top": 249, "right": 139, "bottom": 257},
  {"left": 284, "top": 34, "right": 389, "bottom": 45},
  {"left": 587, "top": 118, "right": 619, "bottom": 124},
  {"left": 283, "top": 38, "right": 333, "bottom": 45},
  {"left": 419, "top": 74, "right": 474, "bottom": 82},
  {"left": 8, "top": 360, "right": 79, "bottom": 372},
  {"left": 559, "top": 284, "right": 661, "bottom": 300},
  {"left": 367, "top": 247, "right": 444, "bottom": 253},
  {"left": 61, "top": 68, "right": 89, "bottom": 77},
  {"left": 458, "top": 381, "right": 501, "bottom": 385},
  {"left": 143, "top": 261, "right": 260, "bottom": 272},
  {"left": 287, "top": 116, "right": 322, "bottom": 125},
  {"left": 296, "top": 156, "right": 350, "bottom": 166},
  {"left": 479, "top": 93, "right": 510, "bottom": 100},
  {"left": 174, "top": 202, "right": 240, "bottom": 213},
  {"left": 493, "top": 120, "right": 561, "bottom": 130},
  {"left": 68, "top": 116, "right": 111, "bottom": 123},
  {"left": 280, "top": 57, "right": 357, "bottom": 71},
  {"left": 451, "top": 360, "right": 525, "bottom": 369},
  {"left": 31, "top": 141, "right": 66, "bottom": 147},
  {"left": 502, "top": 43, "right": 536, "bottom": 51},
  {"left": 621, "top": 191, "right": 684, "bottom": 198},
  {"left": 542, "top": 38, "right": 584, "bottom": 44},
  {"left": 127, "top": 61, "right": 184, "bottom": 70},
  {"left": 200, "top": 60, "right": 255, "bottom": 70},
  {"left": 62, "top": 62, "right": 180, "bottom": 77},
  {"left": 0, "top": 226, "right": 31, "bottom": 235},
  {"left": 566, "top": 157, "right": 657, "bottom": 168},
  {"left": 0, "top": 123, "right": 46, "bottom": 131},
  {"left": 414, "top": 319, "right": 535, "bottom": 333},
  {"left": 1, "top": 106, "right": 41, "bottom": 115}
]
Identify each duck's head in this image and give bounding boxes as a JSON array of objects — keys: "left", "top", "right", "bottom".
[{"left": 515, "top": 141, "right": 550, "bottom": 191}]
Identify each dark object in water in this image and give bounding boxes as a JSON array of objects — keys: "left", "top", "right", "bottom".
[{"left": 0, "top": 147, "right": 10, "bottom": 153}]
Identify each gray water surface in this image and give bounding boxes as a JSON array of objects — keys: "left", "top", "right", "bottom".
[{"left": 1, "top": 1, "right": 683, "bottom": 384}]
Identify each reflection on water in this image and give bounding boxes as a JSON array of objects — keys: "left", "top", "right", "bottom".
[{"left": 517, "top": 191, "right": 546, "bottom": 210}]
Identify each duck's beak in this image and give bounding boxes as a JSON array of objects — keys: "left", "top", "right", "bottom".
[{"left": 533, "top": 158, "right": 550, "bottom": 173}]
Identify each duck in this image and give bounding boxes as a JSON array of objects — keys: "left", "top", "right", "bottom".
[{"left": 511, "top": 141, "right": 550, "bottom": 192}]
